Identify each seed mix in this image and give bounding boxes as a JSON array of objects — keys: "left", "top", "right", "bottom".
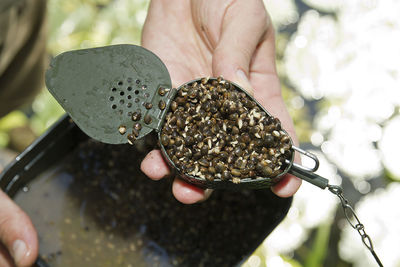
[{"left": 161, "top": 77, "right": 293, "bottom": 183}]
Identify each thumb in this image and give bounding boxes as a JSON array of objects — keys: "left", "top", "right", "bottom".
[
  {"left": 211, "top": 0, "right": 269, "bottom": 94},
  {"left": 0, "top": 190, "right": 38, "bottom": 267}
]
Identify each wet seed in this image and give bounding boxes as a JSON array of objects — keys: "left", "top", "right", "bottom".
[
  {"left": 131, "top": 112, "right": 141, "bottom": 121},
  {"left": 127, "top": 134, "right": 136, "bottom": 145},
  {"left": 215, "top": 162, "right": 225, "bottom": 173},
  {"left": 158, "top": 87, "right": 167, "bottom": 96},
  {"left": 161, "top": 134, "right": 170, "bottom": 146},
  {"left": 175, "top": 137, "right": 183, "bottom": 147},
  {"left": 221, "top": 170, "right": 231, "bottom": 180},
  {"left": 199, "top": 158, "right": 209, "bottom": 167},
  {"left": 232, "top": 126, "right": 239, "bottom": 135},
  {"left": 185, "top": 136, "right": 194, "bottom": 146},
  {"left": 264, "top": 134, "right": 274, "bottom": 146},
  {"left": 233, "top": 147, "right": 243, "bottom": 157},
  {"left": 185, "top": 164, "right": 195, "bottom": 173},
  {"left": 272, "top": 130, "right": 280, "bottom": 138},
  {"left": 176, "top": 150, "right": 184, "bottom": 159},
  {"left": 176, "top": 118, "right": 184, "bottom": 129},
  {"left": 231, "top": 169, "right": 241, "bottom": 177},
  {"left": 144, "top": 114, "right": 152, "bottom": 124},
  {"left": 193, "top": 151, "right": 202, "bottom": 160},
  {"left": 184, "top": 149, "right": 193, "bottom": 158},
  {"left": 201, "top": 146, "right": 209, "bottom": 156},
  {"left": 208, "top": 166, "right": 216, "bottom": 174},
  {"left": 240, "top": 133, "right": 251, "bottom": 144},
  {"left": 159, "top": 100, "right": 166, "bottom": 110},
  {"left": 171, "top": 101, "right": 178, "bottom": 112},
  {"left": 261, "top": 166, "right": 273, "bottom": 177},
  {"left": 118, "top": 125, "right": 127, "bottom": 135},
  {"left": 132, "top": 128, "right": 139, "bottom": 137}
]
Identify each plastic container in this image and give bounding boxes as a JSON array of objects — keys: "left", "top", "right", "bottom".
[{"left": 0, "top": 115, "right": 292, "bottom": 267}]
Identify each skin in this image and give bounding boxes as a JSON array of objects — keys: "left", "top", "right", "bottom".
[
  {"left": 0, "top": 0, "right": 301, "bottom": 265},
  {"left": 0, "top": 190, "right": 38, "bottom": 267},
  {"left": 140, "top": 0, "right": 301, "bottom": 204}
]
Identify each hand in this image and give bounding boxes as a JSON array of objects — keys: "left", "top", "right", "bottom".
[
  {"left": 140, "top": 0, "right": 301, "bottom": 204},
  {"left": 0, "top": 190, "right": 38, "bottom": 267}
]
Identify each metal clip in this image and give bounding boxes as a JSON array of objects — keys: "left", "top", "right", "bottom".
[
  {"left": 288, "top": 145, "right": 320, "bottom": 172},
  {"left": 286, "top": 146, "right": 328, "bottom": 189}
]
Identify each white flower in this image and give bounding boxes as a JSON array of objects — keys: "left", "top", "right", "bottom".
[{"left": 339, "top": 183, "right": 400, "bottom": 267}]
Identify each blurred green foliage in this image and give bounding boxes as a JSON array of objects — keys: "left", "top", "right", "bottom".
[{"left": 0, "top": 0, "right": 149, "bottom": 149}]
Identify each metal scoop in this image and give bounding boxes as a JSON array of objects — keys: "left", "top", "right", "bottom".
[{"left": 45, "top": 44, "right": 329, "bottom": 190}]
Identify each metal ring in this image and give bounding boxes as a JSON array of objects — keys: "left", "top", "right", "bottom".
[{"left": 287, "top": 146, "right": 320, "bottom": 172}]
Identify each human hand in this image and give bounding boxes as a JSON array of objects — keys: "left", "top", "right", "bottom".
[
  {"left": 0, "top": 190, "right": 38, "bottom": 267},
  {"left": 140, "top": 0, "right": 301, "bottom": 204}
]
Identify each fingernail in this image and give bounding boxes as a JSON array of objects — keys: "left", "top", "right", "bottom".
[
  {"left": 12, "top": 240, "right": 29, "bottom": 264},
  {"left": 236, "top": 69, "right": 253, "bottom": 94}
]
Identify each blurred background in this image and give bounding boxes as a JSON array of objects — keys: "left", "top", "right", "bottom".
[{"left": 0, "top": 0, "right": 399, "bottom": 266}]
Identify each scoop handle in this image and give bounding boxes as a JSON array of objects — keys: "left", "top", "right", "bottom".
[
  {"left": 288, "top": 164, "right": 329, "bottom": 189},
  {"left": 286, "top": 146, "right": 329, "bottom": 189}
]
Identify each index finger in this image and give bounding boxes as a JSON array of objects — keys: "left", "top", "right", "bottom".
[{"left": 249, "top": 25, "right": 302, "bottom": 197}]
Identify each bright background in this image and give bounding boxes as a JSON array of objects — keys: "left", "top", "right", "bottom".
[{"left": 0, "top": 0, "right": 399, "bottom": 266}]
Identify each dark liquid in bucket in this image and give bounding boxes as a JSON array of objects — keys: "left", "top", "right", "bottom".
[{"left": 14, "top": 140, "right": 290, "bottom": 267}]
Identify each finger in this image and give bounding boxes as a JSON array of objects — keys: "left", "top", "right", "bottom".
[
  {"left": 255, "top": 78, "right": 302, "bottom": 197},
  {"left": 140, "top": 149, "right": 171, "bottom": 180},
  {"left": 271, "top": 174, "right": 302, "bottom": 197},
  {"left": 141, "top": 151, "right": 214, "bottom": 204},
  {"left": 172, "top": 178, "right": 212, "bottom": 204},
  {"left": 0, "top": 190, "right": 38, "bottom": 267},
  {"left": 242, "top": 11, "right": 302, "bottom": 197},
  {"left": 211, "top": 0, "right": 269, "bottom": 94}
]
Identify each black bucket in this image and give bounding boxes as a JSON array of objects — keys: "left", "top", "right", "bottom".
[{"left": 0, "top": 115, "right": 292, "bottom": 267}]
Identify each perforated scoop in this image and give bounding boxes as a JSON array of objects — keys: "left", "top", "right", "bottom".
[
  {"left": 46, "top": 44, "right": 172, "bottom": 144},
  {"left": 45, "top": 44, "right": 329, "bottom": 190}
]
